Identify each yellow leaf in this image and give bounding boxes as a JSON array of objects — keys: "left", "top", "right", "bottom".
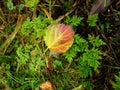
[{"left": 44, "top": 24, "right": 74, "bottom": 54}]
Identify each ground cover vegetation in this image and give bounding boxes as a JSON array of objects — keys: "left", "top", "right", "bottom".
[{"left": 0, "top": 0, "right": 120, "bottom": 90}]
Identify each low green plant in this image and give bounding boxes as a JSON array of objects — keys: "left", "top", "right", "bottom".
[
  {"left": 24, "top": 0, "right": 39, "bottom": 10},
  {"left": 7, "top": 0, "right": 16, "bottom": 10},
  {"left": 112, "top": 72, "right": 120, "bottom": 90},
  {"left": 65, "top": 15, "right": 83, "bottom": 27},
  {"left": 16, "top": 14, "right": 105, "bottom": 89},
  {"left": 87, "top": 14, "right": 98, "bottom": 26},
  {"left": 0, "top": 15, "right": 56, "bottom": 89},
  {"left": 64, "top": 1, "right": 71, "bottom": 10},
  {"left": 64, "top": 34, "right": 105, "bottom": 89},
  {"left": 0, "top": 5, "right": 106, "bottom": 89},
  {"left": 116, "top": 11, "right": 120, "bottom": 16}
]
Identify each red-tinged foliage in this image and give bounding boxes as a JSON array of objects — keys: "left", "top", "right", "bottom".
[{"left": 44, "top": 24, "right": 74, "bottom": 54}]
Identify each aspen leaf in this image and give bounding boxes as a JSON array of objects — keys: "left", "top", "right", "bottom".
[{"left": 44, "top": 24, "right": 74, "bottom": 54}]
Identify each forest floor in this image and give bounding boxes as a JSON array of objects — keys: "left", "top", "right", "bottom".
[{"left": 0, "top": 0, "right": 120, "bottom": 90}]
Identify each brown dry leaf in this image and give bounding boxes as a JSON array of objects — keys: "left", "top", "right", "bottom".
[
  {"left": 40, "top": 81, "right": 54, "bottom": 90},
  {"left": 89, "top": 0, "right": 111, "bottom": 15}
]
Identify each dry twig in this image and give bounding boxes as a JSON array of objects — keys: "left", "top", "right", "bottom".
[{"left": 0, "top": 15, "right": 24, "bottom": 55}]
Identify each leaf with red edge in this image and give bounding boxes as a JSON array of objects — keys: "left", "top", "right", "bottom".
[{"left": 44, "top": 24, "right": 74, "bottom": 54}]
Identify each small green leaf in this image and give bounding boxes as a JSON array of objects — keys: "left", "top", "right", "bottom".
[
  {"left": 78, "top": 65, "right": 92, "bottom": 78},
  {"left": 104, "top": 0, "right": 107, "bottom": 7},
  {"left": 88, "top": 34, "right": 106, "bottom": 47},
  {"left": 53, "top": 60, "right": 62, "bottom": 68},
  {"left": 112, "top": 72, "right": 120, "bottom": 90},
  {"left": 24, "top": 0, "right": 39, "bottom": 10},
  {"left": 18, "top": 4, "right": 24, "bottom": 11},
  {"left": 65, "top": 16, "right": 83, "bottom": 27},
  {"left": 6, "top": 64, "right": 10, "bottom": 70},
  {"left": 87, "top": 14, "right": 98, "bottom": 26},
  {"left": 7, "top": 0, "right": 15, "bottom": 10}
]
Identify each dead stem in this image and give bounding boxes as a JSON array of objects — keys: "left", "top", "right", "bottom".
[
  {"left": 38, "top": 4, "right": 52, "bottom": 19},
  {"left": 0, "top": 15, "right": 24, "bottom": 55},
  {"left": 55, "top": 7, "right": 77, "bottom": 22},
  {"left": 55, "top": 1, "right": 78, "bottom": 22},
  {"left": 39, "top": 1, "right": 78, "bottom": 22}
]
